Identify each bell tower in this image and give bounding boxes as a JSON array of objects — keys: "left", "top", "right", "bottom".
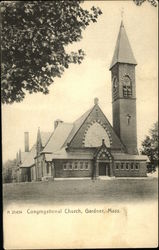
[{"left": 109, "top": 21, "right": 138, "bottom": 154}]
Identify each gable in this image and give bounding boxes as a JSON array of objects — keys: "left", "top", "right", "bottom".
[
  {"left": 68, "top": 104, "right": 125, "bottom": 150},
  {"left": 84, "top": 122, "right": 110, "bottom": 148},
  {"left": 64, "top": 107, "right": 93, "bottom": 147},
  {"left": 95, "top": 143, "right": 113, "bottom": 161}
]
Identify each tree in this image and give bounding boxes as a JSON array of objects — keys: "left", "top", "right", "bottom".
[
  {"left": 1, "top": 1, "right": 102, "bottom": 104},
  {"left": 140, "top": 122, "right": 158, "bottom": 172},
  {"left": 133, "top": 0, "right": 158, "bottom": 7},
  {"left": 3, "top": 159, "right": 17, "bottom": 183}
]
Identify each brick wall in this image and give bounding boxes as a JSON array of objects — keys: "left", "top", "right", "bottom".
[
  {"left": 113, "top": 161, "right": 147, "bottom": 177},
  {"left": 54, "top": 159, "right": 93, "bottom": 178},
  {"left": 119, "top": 99, "right": 137, "bottom": 154},
  {"left": 21, "top": 167, "right": 31, "bottom": 182},
  {"left": 111, "top": 63, "right": 137, "bottom": 154}
]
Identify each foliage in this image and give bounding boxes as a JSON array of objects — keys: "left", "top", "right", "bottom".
[
  {"left": 3, "top": 159, "right": 17, "bottom": 183},
  {"left": 140, "top": 122, "right": 158, "bottom": 172},
  {"left": 1, "top": 1, "right": 102, "bottom": 104},
  {"left": 133, "top": 0, "right": 158, "bottom": 7}
]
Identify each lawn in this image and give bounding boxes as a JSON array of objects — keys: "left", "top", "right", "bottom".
[{"left": 3, "top": 177, "right": 158, "bottom": 207}]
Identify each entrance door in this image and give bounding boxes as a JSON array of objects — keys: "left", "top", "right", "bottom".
[
  {"left": 99, "top": 163, "right": 106, "bottom": 176},
  {"left": 99, "top": 162, "right": 110, "bottom": 176}
]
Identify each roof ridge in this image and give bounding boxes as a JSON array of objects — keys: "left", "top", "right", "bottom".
[
  {"left": 73, "top": 107, "right": 93, "bottom": 123},
  {"left": 42, "top": 129, "right": 56, "bottom": 152},
  {"left": 42, "top": 123, "right": 73, "bottom": 153},
  {"left": 65, "top": 105, "right": 95, "bottom": 146}
]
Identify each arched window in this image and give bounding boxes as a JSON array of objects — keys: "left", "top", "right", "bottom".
[{"left": 122, "top": 75, "right": 132, "bottom": 97}]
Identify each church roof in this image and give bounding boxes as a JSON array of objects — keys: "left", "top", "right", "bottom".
[
  {"left": 42, "top": 100, "right": 126, "bottom": 154},
  {"left": 21, "top": 144, "right": 36, "bottom": 168},
  {"left": 21, "top": 152, "right": 29, "bottom": 163},
  {"left": 109, "top": 21, "right": 137, "bottom": 70},
  {"left": 113, "top": 153, "right": 149, "bottom": 161},
  {"left": 20, "top": 131, "right": 51, "bottom": 167},
  {"left": 45, "top": 148, "right": 93, "bottom": 161},
  {"left": 45, "top": 151, "right": 149, "bottom": 162},
  {"left": 42, "top": 123, "right": 73, "bottom": 153},
  {"left": 64, "top": 107, "right": 94, "bottom": 146},
  {"left": 41, "top": 132, "right": 52, "bottom": 147},
  {"left": 42, "top": 106, "right": 94, "bottom": 153}
]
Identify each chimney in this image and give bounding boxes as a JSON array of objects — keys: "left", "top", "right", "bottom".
[
  {"left": 16, "top": 152, "right": 19, "bottom": 165},
  {"left": 24, "top": 132, "right": 29, "bottom": 152},
  {"left": 54, "top": 119, "right": 63, "bottom": 130},
  {"left": 19, "top": 149, "right": 21, "bottom": 164}
]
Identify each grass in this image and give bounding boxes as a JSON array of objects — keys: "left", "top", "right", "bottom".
[{"left": 3, "top": 177, "right": 158, "bottom": 207}]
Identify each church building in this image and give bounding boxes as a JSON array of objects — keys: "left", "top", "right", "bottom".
[{"left": 17, "top": 21, "right": 148, "bottom": 181}]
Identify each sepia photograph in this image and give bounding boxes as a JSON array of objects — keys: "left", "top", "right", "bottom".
[{"left": 2, "top": 0, "right": 158, "bottom": 249}]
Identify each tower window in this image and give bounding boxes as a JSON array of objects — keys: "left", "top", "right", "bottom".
[
  {"left": 113, "top": 76, "right": 118, "bottom": 90},
  {"left": 122, "top": 75, "right": 132, "bottom": 97}
]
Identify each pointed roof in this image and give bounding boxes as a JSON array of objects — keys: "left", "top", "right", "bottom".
[
  {"left": 64, "top": 107, "right": 94, "bottom": 146},
  {"left": 42, "top": 123, "right": 73, "bottom": 153},
  {"left": 41, "top": 132, "right": 52, "bottom": 147},
  {"left": 42, "top": 102, "right": 95, "bottom": 154},
  {"left": 42, "top": 99, "right": 126, "bottom": 154},
  {"left": 94, "top": 139, "right": 112, "bottom": 160},
  {"left": 109, "top": 21, "right": 137, "bottom": 70},
  {"left": 37, "top": 127, "right": 42, "bottom": 146},
  {"left": 20, "top": 131, "right": 51, "bottom": 167},
  {"left": 42, "top": 106, "right": 95, "bottom": 153},
  {"left": 36, "top": 128, "right": 51, "bottom": 148}
]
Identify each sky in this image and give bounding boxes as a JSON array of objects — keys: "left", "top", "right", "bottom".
[{"left": 2, "top": 1, "right": 158, "bottom": 162}]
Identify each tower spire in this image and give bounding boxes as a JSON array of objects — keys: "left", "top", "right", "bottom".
[
  {"left": 36, "top": 127, "right": 42, "bottom": 154},
  {"left": 109, "top": 19, "right": 137, "bottom": 70}
]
